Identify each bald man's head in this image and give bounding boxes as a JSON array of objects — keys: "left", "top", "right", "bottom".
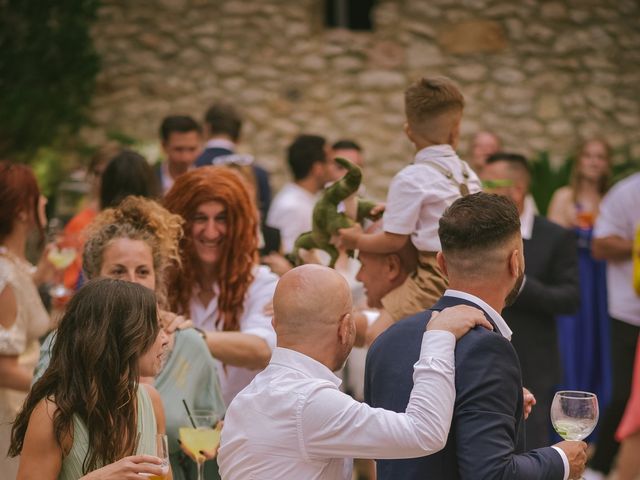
[{"left": 274, "top": 265, "right": 352, "bottom": 336}]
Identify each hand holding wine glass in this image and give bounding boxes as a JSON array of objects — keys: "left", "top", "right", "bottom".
[{"left": 551, "top": 391, "right": 597, "bottom": 479}]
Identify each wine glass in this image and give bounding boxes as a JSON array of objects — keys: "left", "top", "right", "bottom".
[
  {"left": 551, "top": 391, "right": 598, "bottom": 479},
  {"left": 46, "top": 219, "right": 77, "bottom": 299},
  {"left": 179, "top": 410, "right": 221, "bottom": 480}
]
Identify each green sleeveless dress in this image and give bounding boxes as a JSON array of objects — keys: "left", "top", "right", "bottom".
[{"left": 58, "top": 386, "right": 157, "bottom": 479}]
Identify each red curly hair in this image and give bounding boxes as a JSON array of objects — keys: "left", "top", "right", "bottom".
[{"left": 164, "top": 166, "right": 259, "bottom": 332}]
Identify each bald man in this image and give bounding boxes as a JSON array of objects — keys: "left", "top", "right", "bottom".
[{"left": 218, "top": 264, "right": 491, "bottom": 480}]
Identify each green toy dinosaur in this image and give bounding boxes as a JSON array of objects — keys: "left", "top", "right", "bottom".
[{"left": 291, "top": 157, "right": 381, "bottom": 268}]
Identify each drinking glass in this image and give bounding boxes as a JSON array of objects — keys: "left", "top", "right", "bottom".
[
  {"left": 179, "top": 410, "right": 221, "bottom": 480},
  {"left": 46, "top": 219, "right": 77, "bottom": 299},
  {"left": 550, "top": 391, "right": 599, "bottom": 479},
  {"left": 147, "top": 433, "right": 170, "bottom": 480}
]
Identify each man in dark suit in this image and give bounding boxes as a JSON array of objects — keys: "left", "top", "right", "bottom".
[
  {"left": 156, "top": 115, "right": 202, "bottom": 195},
  {"left": 196, "top": 101, "right": 272, "bottom": 221},
  {"left": 365, "top": 192, "right": 586, "bottom": 480},
  {"left": 482, "top": 153, "right": 580, "bottom": 449}
]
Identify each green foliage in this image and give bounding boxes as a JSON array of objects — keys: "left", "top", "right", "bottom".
[
  {"left": 0, "top": 0, "right": 100, "bottom": 158},
  {"left": 529, "top": 152, "right": 573, "bottom": 216}
]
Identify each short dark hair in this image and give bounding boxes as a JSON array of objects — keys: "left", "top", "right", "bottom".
[
  {"left": 439, "top": 192, "right": 520, "bottom": 254},
  {"left": 159, "top": 115, "right": 201, "bottom": 142},
  {"left": 100, "top": 149, "right": 160, "bottom": 209},
  {"left": 287, "top": 134, "right": 327, "bottom": 181},
  {"left": 485, "top": 152, "right": 531, "bottom": 180},
  {"left": 204, "top": 102, "right": 242, "bottom": 141},
  {"left": 332, "top": 139, "right": 361, "bottom": 151}
]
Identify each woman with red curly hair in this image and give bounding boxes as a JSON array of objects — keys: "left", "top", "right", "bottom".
[
  {"left": 0, "top": 162, "right": 52, "bottom": 476},
  {"left": 164, "top": 166, "right": 277, "bottom": 405}
]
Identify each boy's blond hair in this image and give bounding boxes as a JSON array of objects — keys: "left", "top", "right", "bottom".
[{"left": 405, "top": 76, "right": 465, "bottom": 145}]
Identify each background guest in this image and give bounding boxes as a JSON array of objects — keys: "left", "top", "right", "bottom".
[
  {"left": 10, "top": 279, "right": 169, "bottom": 479},
  {"left": 614, "top": 335, "right": 640, "bottom": 480},
  {"left": 164, "top": 166, "right": 277, "bottom": 406},
  {"left": 0, "top": 162, "right": 52, "bottom": 477},
  {"left": 548, "top": 139, "right": 613, "bottom": 419},
  {"left": 587, "top": 172, "right": 640, "bottom": 480},
  {"left": 0, "top": 162, "right": 52, "bottom": 478},
  {"left": 469, "top": 130, "right": 501, "bottom": 174},
  {"left": 195, "top": 101, "right": 271, "bottom": 222},
  {"left": 328, "top": 139, "right": 365, "bottom": 184},
  {"left": 266, "top": 134, "right": 330, "bottom": 254},
  {"left": 482, "top": 153, "right": 580, "bottom": 449},
  {"left": 100, "top": 149, "right": 161, "bottom": 210},
  {"left": 157, "top": 115, "right": 203, "bottom": 195}
]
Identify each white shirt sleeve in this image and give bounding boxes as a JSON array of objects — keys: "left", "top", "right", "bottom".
[
  {"left": 300, "top": 330, "right": 456, "bottom": 460},
  {"left": 550, "top": 446, "right": 570, "bottom": 480},
  {"left": 239, "top": 267, "right": 278, "bottom": 350},
  {"left": 383, "top": 169, "right": 426, "bottom": 235},
  {"left": 594, "top": 184, "right": 633, "bottom": 239}
]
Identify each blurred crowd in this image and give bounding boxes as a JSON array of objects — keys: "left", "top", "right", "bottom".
[{"left": 1, "top": 77, "right": 639, "bottom": 480}]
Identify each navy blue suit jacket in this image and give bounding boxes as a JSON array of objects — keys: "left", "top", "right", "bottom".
[{"left": 365, "top": 295, "right": 566, "bottom": 480}]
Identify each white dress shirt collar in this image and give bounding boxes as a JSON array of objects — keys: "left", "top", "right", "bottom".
[
  {"left": 270, "top": 347, "right": 342, "bottom": 388},
  {"left": 520, "top": 195, "right": 536, "bottom": 240},
  {"left": 444, "top": 289, "right": 513, "bottom": 341},
  {"left": 205, "top": 138, "right": 236, "bottom": 151}
]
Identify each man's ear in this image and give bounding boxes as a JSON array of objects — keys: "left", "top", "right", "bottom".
[
  {"left": 404, "top": 122, "right": 415, "bottom": 144},
  {"left": 509, "top": 249, "right": 520, "bottom": 278},
  {"left": 386, "top": 254, "right": 402, "bottom": 280},
  {"left": 271, "top": 315, "right": 277, "bottom": 331},
  {"left": 449, "top": 116, "right": 462, "bottom": 150},
  {"left": 436, "top": 251, "right": 448, "bottom": 276},
  {"left": 337, "top": 313, "right": 351, "bottom": 346}
]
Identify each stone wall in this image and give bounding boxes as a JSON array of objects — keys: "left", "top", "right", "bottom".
[{"left": 86, "top": 0, "right": 640, "bottom": 198}]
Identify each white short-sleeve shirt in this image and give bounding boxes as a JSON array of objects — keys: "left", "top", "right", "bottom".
[
  {"left": 190, "top": 265, "right": 278, "bottom": 405},
  {"left": 266, "top": 183, "right": 320, "bottom": 253},
  {"left": 593, "top": 172, "right": 640, "bottom": 325},
  {"left": 383, "top": 145, "right": 481, "bottom": 252}
]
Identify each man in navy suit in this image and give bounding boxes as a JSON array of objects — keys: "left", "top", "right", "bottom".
[
  {"left": 196, "top": 101, "right": 272, "bottom": 221},
  {"left": 365, "top": 192, "right": 587, "bottom": 480}
]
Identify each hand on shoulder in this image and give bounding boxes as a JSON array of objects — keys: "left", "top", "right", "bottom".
[{"left": 427, "top": 305, "right": 493, "bottom": 340}]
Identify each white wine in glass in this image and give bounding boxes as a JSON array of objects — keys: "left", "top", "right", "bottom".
[{"left": 550, "top": 391, "right": 598, "bottom": 479}]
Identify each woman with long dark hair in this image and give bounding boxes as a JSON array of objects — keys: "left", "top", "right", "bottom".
[
  {"left": 35, "top": 195, "right": 225, "bottom": 479},
  {"left": 164, "top": 166, "right": 277, "bottom": 406},
  {"left": 10, "top": 279, "right": 169, "bottom": 479}
]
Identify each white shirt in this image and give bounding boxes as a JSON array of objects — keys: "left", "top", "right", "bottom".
[
  {"left": 443, "top": 289, "right": 569, "bottom": 480},
  {"left": 444, "top": 289, "right": 513, "bottom": 340},
  {"left": 520, "top": 195, "right": 536, "bottom": 240},
  {"left": 593, "top": 172, "right": 640, "bottom": 325},
  {"left": 218, "top": 330, "right": 456, "bottom": 480},
  {"left": 189, "top": 266, "right": 278, "bottom": 405},
  {"left": 384, "top": 145, "right": 482, "bottom": 252},
  {"left": 266, "top": 183, "right": 320, "bottom": 253}
]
